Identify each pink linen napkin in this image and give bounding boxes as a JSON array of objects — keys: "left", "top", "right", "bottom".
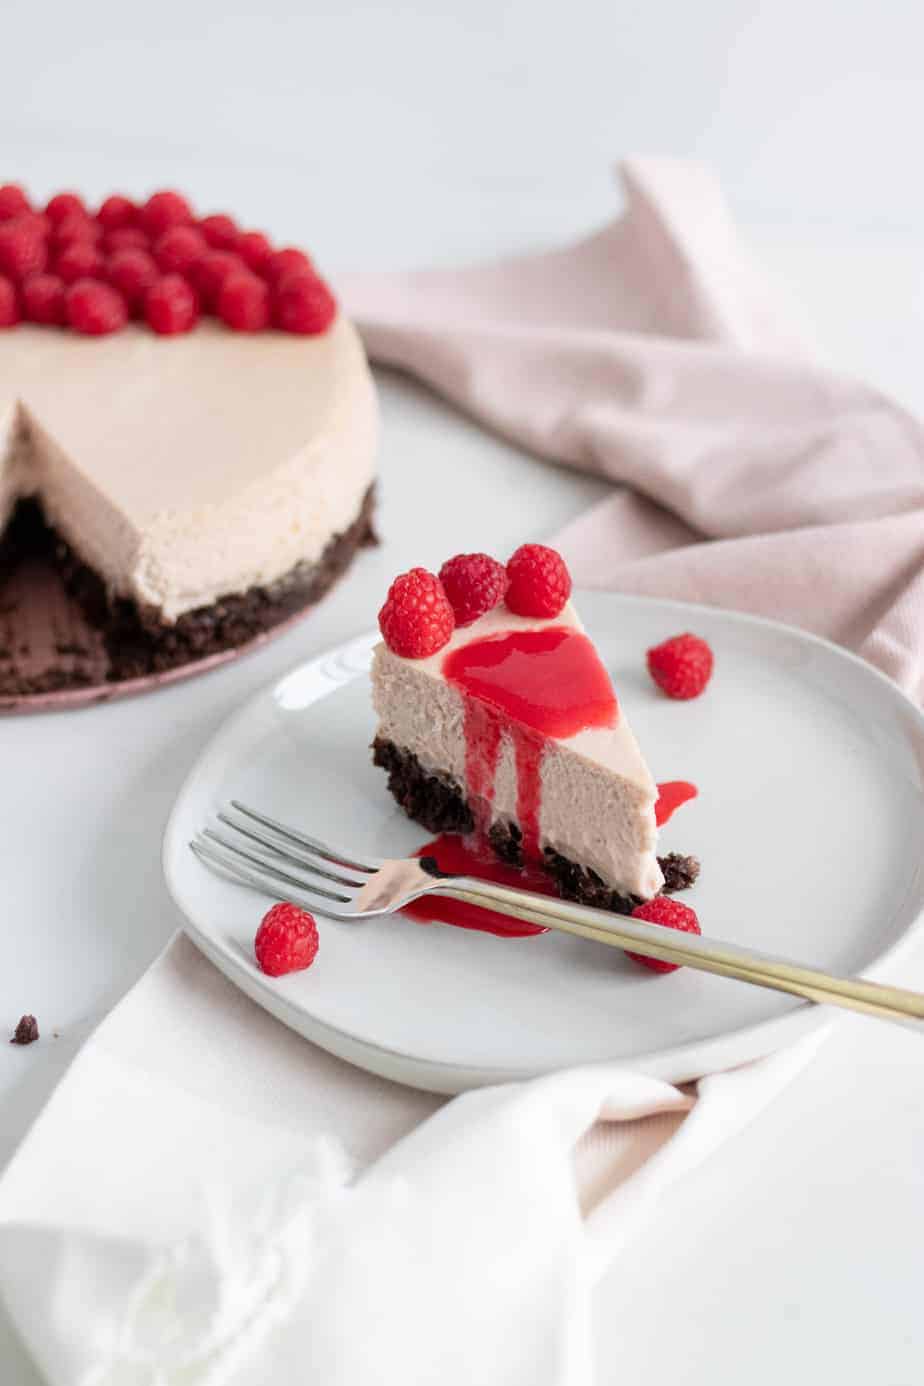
[{"left": 341, "top": 156, "right": 924, "bottom": 700}]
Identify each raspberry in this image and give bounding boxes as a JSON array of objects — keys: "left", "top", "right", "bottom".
[
  {"left": 103, "top": 226, "right": 149, "bottom": 255},
  {"left": 646, "top": 633, "right": 714, "bottom": 701},
  {"left": 55, "top": 240, "right": 105, "bottom": 284},
  {"left": 0, "top": 185, "right": 30, "bottom": 221},
  {"left": 264, "top": 246, "right": 312, "bottom": 284},
  {"left": 199, "top": 213, "right": 241, "bottom": 251},
  {"left": 378, "top": 568, "right": 456, "bottom": 658},
  {"left": 141, "top": 190, "right": 193, "bottom": 238},
  {"left": 254, "top": 901, "right": 319, "bottom": 977},
  {"left": 627, "top": 897, "right": 701, "bottom": 973},
  {"left": 145, "top": 274, "right": 199, "bottom": 335},
  {"left": 238, "top": 229, "right": 272, "bottom": 273},
  {"left": 45, "top": 192, "right": 86, "bottom": 224},
  {"left": 53, "top": 212, "right": 101, "bottom": 248},
  {"left": 0, "top": 276, "right": 20, "bottom": 327},
  {"left": 107, "top": 248, "right": 159, "bottom": 311},
  {"left": 0, "top": 218, "right": 48, "bottom": 280},
  {"left": 192, "top": 250, "right": 246, "bottom": 310},
  {"left": 96, "top": 194, "right": 137, "bottom": 230},
  {"left": 274, "top": 273, "right": 337, "bottom": 335},
  {"left": 438, "top": 552, "right": 508, "bottom": 626},
  {"left": 22, "top": 273, "right": 66, "bottom": 325},
  {"left": 153, "top": 225, "right": 206, "bottom": 275},
  {"left": 65, "top": 278, "right": 128, "bottom": 335},
  {"left": 505, "top": 543, "right": 572, "bottom": 619},
  {"left": 218, "top": 271, "right": 270, "bottom": 331}
]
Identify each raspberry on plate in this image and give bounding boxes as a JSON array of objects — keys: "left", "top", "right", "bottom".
[
  {"left": 439, "top": 552, "right": 508, "bottom": 626},
  {"left": 22, "top": 273, "right": 66, "bottom": 325},
  {"left": 65, "top": 278, "right": 128, "bottom": 335},
  {"left": 218, "top": 271, "right": 271, "bottom": 331},
  {"left": 192, "top": 250, "right": 246, "bottom": 310},
  {"left": 107, "top": 248, "right": 159, "bottom": 311},
  {"left": 264, "top": 246, "right": 312, "bottom": 284},
  {"left": 646, "top": 633, "right": 714, "bottom": 701},
  {"left": 627, "top": 897, "right": 701, "bottom": 973},
  {"left": 45, "top": 191, "right": 86, "bottom": 224},
  {"left": 505, "top": 543, "right": 572, "bottom": 619},
  {"left": 274, "top": 273, "right": 337, "bottom": 334},
  {"left": 145, "top": 274, "right": 200, "bottom": 335},
  {"left": 103, "top": 226, "right": 149, "bottom": 255},
  {"left": 154, "top": 225, "right": 207, "bottom": 275},
  {"left": 53, "top": 212, "right": 101, "bottom": 248},
  {"left": 0, "top": 219, "right": 48, "bottom": 281},
  {"left": 199, "top": 213, "right": 241, "bottom": 251},
  {"left": 379, "top": 567, "right": 456, "bottom": 658},
  {"left": 56, "top": 240, "right": 105, "bottom": 284},
  {"left": 238, "top": 229, "right": 273, "bottom": 273},
  {"left": 0, "top": 276, "right": 20, "bottom": 327},
  {"left": 96, "top": 194, "right": 137, "bottom": 231},
  {"left": 141, "top": 190, "right": 194, "bottom": 239},
  {"left": 0, "top": 185, "right": 31, "bottom": 221},
  {"left": 255, "top": 902, "right": 319, "bottom": 977}
]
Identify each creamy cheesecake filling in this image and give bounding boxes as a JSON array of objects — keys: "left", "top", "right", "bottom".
[
  {"left": 372, "top": 602, "right": 664, "bottom": 899},
  {"left": 0, "top": 315, "right": 378, "bottom": 622}
]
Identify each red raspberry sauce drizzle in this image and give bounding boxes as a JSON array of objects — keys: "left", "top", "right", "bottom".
[
  {"left": 654, "top": 780, "right": 698, "bottom": 825},
  {"left": 403, "top": 834, "right": 553, "bottom": 937},
  {"left": 442, "top": 626, "right": 618, "bottom": 861}
]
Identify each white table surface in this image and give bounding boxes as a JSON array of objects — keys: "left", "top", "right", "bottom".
[{"left": 4, "top": 3, "right": 924, "bottom": 1380}]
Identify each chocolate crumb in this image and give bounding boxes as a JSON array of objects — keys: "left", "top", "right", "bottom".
[
  {"left": 10, "top": 1014, "right": 39, "bottom": 1045},
  {"left": 54, "top": 640, "right": 90, "bottom": 657},
  {"left": 658, "top": 853, "right": 701, "bottom": 893}
]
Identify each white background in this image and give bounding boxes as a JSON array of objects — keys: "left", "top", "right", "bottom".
[{"left": 3, "top": 2, "right": 924, "bottom": 1381}]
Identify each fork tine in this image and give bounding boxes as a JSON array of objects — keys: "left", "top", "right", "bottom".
[
  {"left": 216, "top": 812, "right": 366, "bottom": 889},
  {"left": 190, "top": 839, "right": 354, "bottom": 919},
  {"left": 201, "top": 829, "right": 354, "bottom": 903},
  {"left": 228, "top": 800, "right": 379, "bottom": 873}
]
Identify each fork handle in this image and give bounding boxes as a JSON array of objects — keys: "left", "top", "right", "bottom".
[{"left": 437, "top": 878, "right": 924, "bottom": 1031}]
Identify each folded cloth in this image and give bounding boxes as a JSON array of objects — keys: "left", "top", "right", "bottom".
[
  {"left": 3, "top": 156, "right": 901, "bottom": 1384},
  {"left": 0, "top": 936, "right": 823, "bottom": 1386},
  {"left": 341, "top": 157, "right": 924, "bottom": 700}
]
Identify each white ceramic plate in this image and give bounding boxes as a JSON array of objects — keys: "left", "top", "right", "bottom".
[{"left": 163, "top": 593, "right": 924, "bottom": 1094}]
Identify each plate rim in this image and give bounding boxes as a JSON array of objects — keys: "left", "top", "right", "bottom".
[{"left": 162, "top": 592, "right": 924, "bottom": 1094}]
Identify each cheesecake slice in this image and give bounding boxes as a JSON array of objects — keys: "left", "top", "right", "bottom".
[{"left": 372, "top": 595, "right": 666, "bottom": 910}]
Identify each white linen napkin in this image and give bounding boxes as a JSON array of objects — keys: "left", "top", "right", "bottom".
[{"left": 0, "top": 935, "right": 823, "bottom": 1385}]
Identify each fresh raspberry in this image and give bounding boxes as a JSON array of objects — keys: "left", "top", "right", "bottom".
[
  {"left": 0, "top": 218, "right": 48, "bottom": 280},
  {"left": 646, "top": 633, "right": 714, "bottom": 701},
  {"left": 217, "top": 271, "right": 270, "bottom": 331},
  {"left": 274, "top": 273, "right": 337, "bottom": 335},
  {"left": 65, "top": 278, "right": 128, "bottom": 335},
  {"left": 17, "top": 211, "right": 51, "bottom": 240},
  {"left": 627, "top": 897, "right": 701, "bottom": 974},
  {"left": 96, "top": 194, "right": 137, "bottom": 230},
  {"left": 21, "top": 273, "right": 66, "bottom": 325},
  {"left": 505, "top": 543, "right": 572, "bottom": 619},
  {"left": 106, "top": 248, "right": 159, "bottom": 311},
  {"left": 45, "top": 191, "right": 86, "bottom": 224},
  {"left": 238, "top": 229, "right": 272, "bottom": 273},
  {"left": 55, "top": 240, "right": 105, "bottom": 284},
  {"left": 199, "top": 213, "right": 241, "bottom": 251},
  {"left": 145, "top": 273, "right": 199, "bottom": 335},
  {"left": 438, "top": 552, "right": 508, "bottom": 626},
  {"left": 52, "top": 212, "right": 101, "bottom": 248},
  {"left": 0, "top": 277, "right": 20, "bottom": 327},
  {"left": 254, "top": 902, "right": 319, "bottom": 977},
  {"left": 192, "top": 250, "right": 246, "bottom": 310},
  {"left": 264, "top": 246, "right": 312, "bottom": 284},
  {"left": 0, "top": 185, "right": 30, "bottom": 221},
  {"left": 153, "top": 225, "right": 206, "bottom": 275},
  {"left": 378, "top": 568, "right": 456, "bottom": 658},
  {"left": 141, "top": 190, "right": 193, "bottom": 239},
  {"left": 103, "top": 226, "right": 149, "bottom": 255}
]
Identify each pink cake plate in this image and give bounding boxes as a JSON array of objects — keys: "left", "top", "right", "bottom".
[{"left": 0, "top": 550, "right": 323, "bottom": 715}]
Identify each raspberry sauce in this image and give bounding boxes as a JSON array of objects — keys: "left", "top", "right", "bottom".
[
  {"left": 402, "top": 834, "right": 553, "bottom": 937},
  {"left": 442, "top": 626, "right": 618, "bottom": 860},
  {"left": 655, "top": 780, "right": 698, "bottom": 825}
]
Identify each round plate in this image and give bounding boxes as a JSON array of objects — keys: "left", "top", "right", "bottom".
[{"left": 163, "top": 593, "right": 924, "bottom": 1094}]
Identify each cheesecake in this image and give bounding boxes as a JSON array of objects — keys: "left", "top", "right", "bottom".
[{"left": 371, "top": 550, "right": 697, "bottom": 914}]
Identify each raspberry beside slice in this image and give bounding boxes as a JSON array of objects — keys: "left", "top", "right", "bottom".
[
  {"left": 255, "top": 902, "right": 319, "bottom": 976},
  {"left": 628, "top": 897, "right": 701, "bottom": 973}
]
